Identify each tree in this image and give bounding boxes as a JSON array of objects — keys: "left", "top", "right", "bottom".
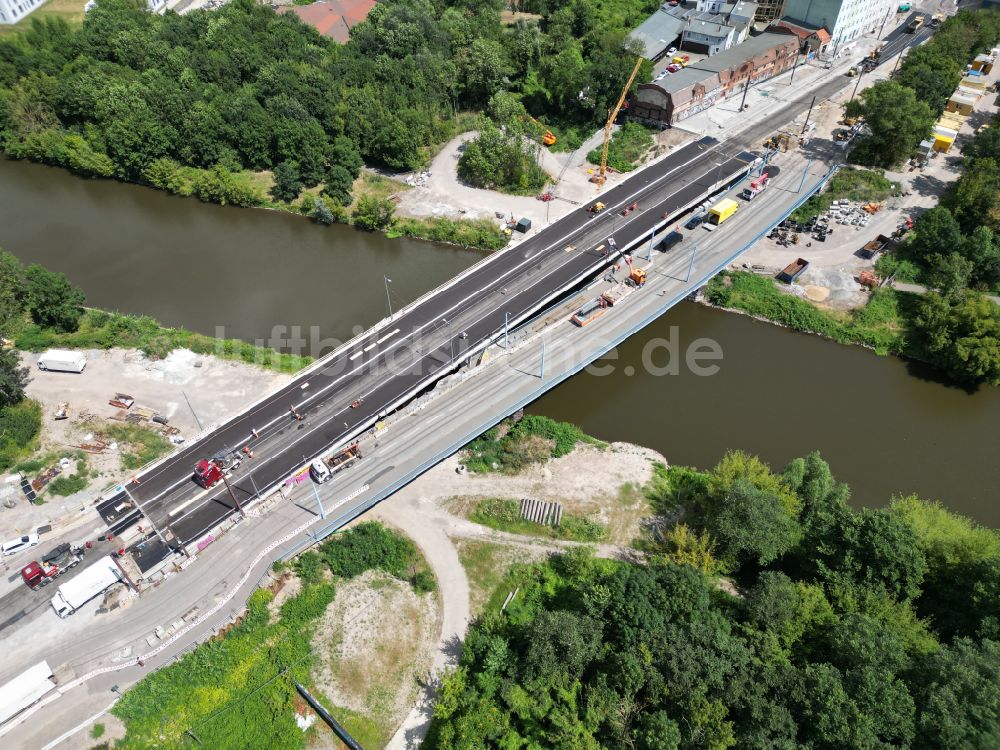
[
  {"left": 269, "top": 160, "right": 303, "bottom": 203},
  {"left": 327, "top": 136, "right": 363, "bottom": 180},
  {"left": 309, "top": 198, "right": 337, "bottom": 225},
  {"left": 709, "top": 479, "right": 801, "bottom": 570},
  {"left": 322, "top": 165, "right": 354, "bottom": 207},
  {"left": 846, "top": 81, "right": 934, "bottom": 168},
  {"left": 0, "top": 349, "right": 28, "bottom": 409},
  {"left": 351, "top": 195, "right": 394, "bottom": 231},
  {"left": 912, "top": 638, "right": 1000, "bottom": 750},
  {"left": 0, "top": 250, "right": 26, "bottom": 338},
  {"left": 924, "top": 251, "right": 973, "bottom": 294},
  {"left": 909, "top": 206, "right": 965, "bottom": 264},
  {"left": 457, "top": 118, "right": 548, "bottom": 194},
  {"left": 806, "top": 508, "right": 927, "bottom": 601},
  {"left": 24, "top": 264, "right": 85, "bottom": 332},
  {"left": 914, "top": 292, "right": 1000, "bottom": 385},
  {"left": 458, "top": 38, "right": 513, "bottom": 106}
]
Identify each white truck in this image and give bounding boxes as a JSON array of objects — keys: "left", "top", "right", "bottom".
[
  {"left": 50, "top": 556, "right": 124, "bottom": 618},
  {"left": 37, "top": 349, "right": 87, "bottom": 373},
  {"left": 0, "top": 660, "right": 55, "bottom": 726}
]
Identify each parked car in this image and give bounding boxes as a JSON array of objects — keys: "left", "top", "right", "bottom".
[
  {"left": 667, "top": 46, "right": 677, "bottom": 55},
  {"left": 685, "top": 213, "right": 705, "bottom": 230},
  {"left": 667, "top": 63, "right": 682, "bottom": 73},
  {"left": 2, "top": 533, "right": 40, "bottom": 556}
]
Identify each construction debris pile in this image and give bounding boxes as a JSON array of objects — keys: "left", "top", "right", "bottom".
[{"left": 403, "top": 170, "right": 432, "bottom": 187}]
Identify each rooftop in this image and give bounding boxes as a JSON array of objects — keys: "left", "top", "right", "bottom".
[{"left": 279, "top": 0, "right": 377, "bottom": 44}]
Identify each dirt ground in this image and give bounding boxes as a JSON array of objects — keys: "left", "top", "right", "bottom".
[
  {"left": 310, "top": 569, "right": 439, "bottom": 746},
  {"left": 0, "top": 349, "right": 289, "bottom": 539},
  {"left": 737, "top": 55, "right": 1000, "bottom": 307},
  {"left": 393, "top": 128, "right": 694, "bottom": 242}
]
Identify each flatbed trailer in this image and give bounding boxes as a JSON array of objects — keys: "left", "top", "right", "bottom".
[{"left": 0, "top": 661, "right": 55, "bottom": 726}]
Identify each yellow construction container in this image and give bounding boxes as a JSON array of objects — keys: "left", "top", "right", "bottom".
[{"left": 932, "top": 131, "right": 956, "bottom": 152}]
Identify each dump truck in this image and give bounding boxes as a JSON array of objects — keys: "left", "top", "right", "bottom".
[
  {"left": 706, "top": 198, "right": 739, "bottom": 227},
  {"left": 310, "top": 444, "right": 363, "bottom": 484},
  {"left": 37, "top": 349, "right": 86, "bottom": 373},
  {"left": 193, "top": 451, "right": 242, "bottom": 489},
  {"left": 777, "top": 258, "right": 810, "bottom": 283},
  {"left": 907, "top": 15, "right": 924, "bottom": 33},
  {"left": 50, "top": 556, "right": 124, "bottom": 618},
  {"left": 21, "top": 543, "right": 84, "bottom": 590},
  {"left": 741, "top": 173, "right": 770, "bottom": 201},
  {"left": 587, "top": 202, "right": 606, "bottom": 215}
]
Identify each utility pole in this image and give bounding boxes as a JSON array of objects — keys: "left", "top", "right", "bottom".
[
  {"left": 877, "top": 7, "right": 892, "bottom": 38},
  {"left": 220, "top": 472, "right": 244, "bottom": 519},
  {"left": 686, "top": 244, "right": 697, "bottom": 282},
  {"left": 892, "top": 48, "right": 904, "bottom": 76},
  {"left": 849, "top": 66, "right": 865, "bottom": 103},
  {"left": 504, "top": 312, "right": 510, "bottom": 350},
  {"left": 539, "top": 340, "right": 545, "bottom": 378},
  {"left": 738, "top": 76, "right": 751, "bottom": 112},
  {"left": 789, "top": 50, "right": 801, "bottom": 85},
  {"left": 122, "top": 484, "right": 174, "bottom": 553},
  {"left": 801, "top": 95, "right": 817, "bottom": 135}
]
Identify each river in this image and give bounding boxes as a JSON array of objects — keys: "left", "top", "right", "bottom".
[{"left": 2, "top": 158, "right": 998, "bottom": 525}]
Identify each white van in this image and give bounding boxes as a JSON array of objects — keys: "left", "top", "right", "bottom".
[{"left": 37, "top": 349, "right": 87, "bottom": 373}]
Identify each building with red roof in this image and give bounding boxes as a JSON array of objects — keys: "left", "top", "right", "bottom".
[{"left": 279, "top": 0, "right": 377, "bottom": 44}]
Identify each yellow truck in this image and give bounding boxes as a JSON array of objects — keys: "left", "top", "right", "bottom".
[{"left": 706, "top": 198, "right": 739, "bottom": 228}]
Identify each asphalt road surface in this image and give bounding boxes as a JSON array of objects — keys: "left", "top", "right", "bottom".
[
  {"left": 94, "top": 11, "right": 936, "bottom": 549},
  {"left": 97, "top": 136, "right": 757, "bottom": 546}
]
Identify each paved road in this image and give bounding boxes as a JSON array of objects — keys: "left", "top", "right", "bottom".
[{"left": 97, "top": 137, "right": 757, "bottom": 549}]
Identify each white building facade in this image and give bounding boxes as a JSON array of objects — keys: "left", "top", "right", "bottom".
[
  {"left": 782, "top": 0, "right": 897, "bottom": 55},
  {"left": 0, "top": 0, "right": 45, "bottom": 25}
]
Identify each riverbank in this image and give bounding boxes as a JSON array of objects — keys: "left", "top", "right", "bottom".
[
  {"left": 705, "top": 270, "right": 1000, "bottom": 387},
  {"left": 16, "top": 308, "right": 310, "bottom": 374}
]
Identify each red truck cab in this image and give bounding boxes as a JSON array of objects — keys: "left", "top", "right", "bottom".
[
  {"left": 194, "top": 459, "right": 223, "bottom": 489},
  {"left": 21, "top": 561, "right": 58, "bottom": 589}
]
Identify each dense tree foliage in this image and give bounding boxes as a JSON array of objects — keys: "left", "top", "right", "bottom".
[
  {"left": 428, "top": 451, "right": 1000, "bottom": 749},
  {"left": 0, "top": 0, "right": 648, "bottom": 206},
  {"left": 913, "top": 290, "right": 1000, "bottom": 385}
]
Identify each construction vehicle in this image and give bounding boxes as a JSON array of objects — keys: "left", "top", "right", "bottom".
[
  {"left": 627, "top": 267, "right": 647, "bottom": 287},
  {"left": 907, "top": 15, "right": 924, "bottom": 33},
  {"left": 525, "top": 115, "right": 556, "bottom": 146},
  {"left": 931, "top": 13, "right": 943, "bottom": 27},
  {"left": 707, "top": 198, "right": 739, "bottom": 227},
  {"left": 50, "top": 556, "right": 124, "bottom": 618},
  {"left": 193, "top": 451, "right": 242, "bottom": 490},
  {"left": 21, "top": 543, "right": 85, "bottom": 589},
  {"left": 592, "top": 56, "right": 644, "bottom": 186},
  {"left": 587, "top": 201, "right": 606, "bottom": 214},
  {"left": 310, "top": 444, "right": 362, "bottom": 484},
  {"left": 741, "top": 173, "right": 770, "bottom": 201},
  {"left": 621, "top": 202, "right": 638, "bottom": 216},
  {"left": 777, "top": 258, "right": 810, "bottom": 283}
]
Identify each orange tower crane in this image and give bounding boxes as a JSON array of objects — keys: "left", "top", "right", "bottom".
[{"left": 592, "top": 56, "right": 644, "bottom": 186}]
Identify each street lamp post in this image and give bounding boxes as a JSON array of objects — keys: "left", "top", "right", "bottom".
[
  {"left": 383, "top": 276, "right": 393, "bottom": 320},
  {"left": 219, "top": 472, "right": 245, "bottom": 519}
]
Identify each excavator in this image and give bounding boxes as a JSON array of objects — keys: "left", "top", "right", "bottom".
[
  {"left": 591, "top": 56, "right": 644, "bottom": 186},
  {"left": 525, "top": 115, "right": 557, "bottom": 146}
]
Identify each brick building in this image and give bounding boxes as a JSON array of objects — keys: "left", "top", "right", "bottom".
[{"left": 630, "top": 32, "right": 799, "bottom": 125}]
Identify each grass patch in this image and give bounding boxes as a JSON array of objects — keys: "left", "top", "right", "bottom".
[
  {"left": 114, "top": 585, "right": 335, "bottom": 749},
  {"left": 316, "top": 701, "right": 387, "bottom": 749},
  {"left": 456, "top": 540, "right": 527, "bottom": 615},
  {"left": 0, "top": 0, "right": 85, "bottom": 37},
  {"left": 462, "top": 415, "right": 604, "bottom": 474},
  {"left": 707, "top": 271, "right": 916, "bottom": 356},
  {"left": 15, "top": 308, "right": 310, "bottom": 374},
  {"left": 0, "top": 399, "right": 42, "bottom": 471},
  {"left": 390, "top": 215, "right": 508, "bottom": 251},
  {"left": 48, "top": 472, "right": 87, "bottom": 497},
  {"left": 94, "top": 423, "right": 173, "bottom": 471},
  {"left": 587, "top": 122, "right": 656, "bottom": 173},
  {"left": 296, "top": 521, "right": 434, "bottom": 593},
  {"left": 348, "top": 172, "right": 410, "bottom": 211},
  {"left": 90, "top": 722, "right": 105, "bottom": 740},
  {"left": 790, "top": 167, "right": 898, "bottom": 223},
  {"left": 469, "top": 497, "right": 607, "bottom": 542}
]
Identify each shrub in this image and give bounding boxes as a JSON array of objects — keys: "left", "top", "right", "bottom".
[
  {"left": 320, "top": 521, "right": 416, "bottom": 581},
  {"left": 412, "top": 569, "right": 437, "bottom": 594},
  {"left": 48, "top": 473, "right": 87, "bottom": 496},
  {"left": 352, "top": 195, "right": 395, "bottom": 231}
]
